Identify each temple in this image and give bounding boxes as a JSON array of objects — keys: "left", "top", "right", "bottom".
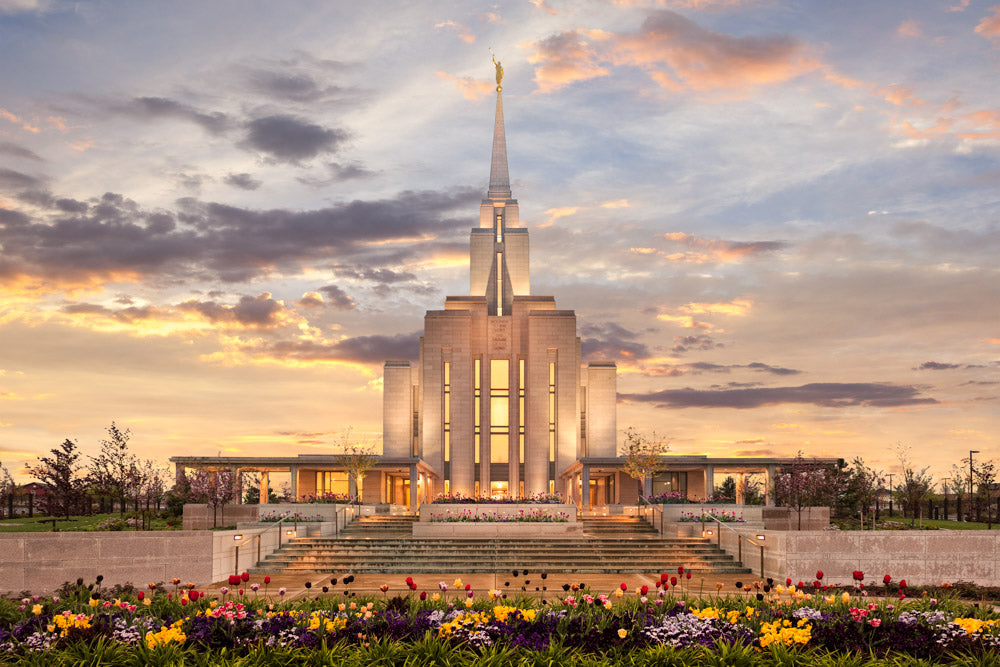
[
  {"left": 170, "top": 68, "right": 828, "bottom": 510},
  {"left": 380, "top": 72, "right": 618, "bottom": 503}
]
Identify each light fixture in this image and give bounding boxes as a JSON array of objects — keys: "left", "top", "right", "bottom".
[
  {"left": 756, "top": 534, "right": 765, "bottom": 541},
  {"left": 286, "top": 529, "right": 295, "bottom": 536},
  {"left": 706, "top": 529, "right": 714, "bottom": 536},
  {"left": 233, "top": 534, "right": 243, "bottom": 541}
]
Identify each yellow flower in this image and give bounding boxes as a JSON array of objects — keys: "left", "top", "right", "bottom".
[
  {"left": 824, "top": 595, "right": 835, "bottom": 604},
  {"left": 615, "top": 589, "right": 623, "bottom": 598},
  {"left": 432, "top": 593, "right": 441, "bottom": 602},
  {"left": 454, "top": 578, "right": 463, "bottom": 588},
  {"left": 32, "top": 604, "right": 43, "bottom": 616},
  {"left": 618, "top": 628, "right": 628, "bottom": 639},
  {"left": 88, "top": 598, "right": 99, "bottom": 608},
  {"left": 841, "top": 592, "right": 850, "bottom": 604},
  {"left": 464, "top": 599, "right": 474, "bottom": 608}
]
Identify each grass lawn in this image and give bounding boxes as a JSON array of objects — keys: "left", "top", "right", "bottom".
[{"left": 0, "top": 512, "right": 178, "bottom": 532}]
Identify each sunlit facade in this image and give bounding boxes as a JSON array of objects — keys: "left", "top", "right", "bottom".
[{"left": 382, "top": 78, "right": 618, "bottom": 504}]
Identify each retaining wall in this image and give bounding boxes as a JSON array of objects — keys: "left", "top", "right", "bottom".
[{"left": 418, "top": 504, "right": 577, "bottom": 522}]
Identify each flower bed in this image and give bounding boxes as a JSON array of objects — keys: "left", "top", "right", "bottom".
[
  {"left": 430, "top": 509, "right": 570, "bottom": 523},
  {"left": 258, "top": 511, "right": 325, "bottom": 523},
  {"left": 678, "top": 509, "right": 745, "bottom": 523},
  {"left": 432, "top": 493, "right": 563, "bottom": 504},
  {"left": 3, "top": 574, "right": 1000, "bottom": 664}
]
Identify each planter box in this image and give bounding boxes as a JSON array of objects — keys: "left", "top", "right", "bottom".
[
  {"left": 419, "top": 504, "right": 577, "bottom": 522},
  {"left": 412, "top": 522, "right": 584, "bottom": 538}
]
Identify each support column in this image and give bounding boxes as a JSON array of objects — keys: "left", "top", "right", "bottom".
[
  {"left": 581, "top": 465, "right": 591, "bottom": 510},
  {"left": 289, "top": 466, "right": 298, "bottom": 502},
  {"left": 259, "top": 471, "right": 269, "bottom": 505},
  {"left": 736, "top": 473, "right": 746, "bottom": 505},
  {"left": 231, "top": 467, "right": 242, "bottom": 505},
  {"left": 409, "top": 465, "right": 418, "bottom": 511},
  {"left": 765, "top": 464, "right": 776, "bottom": 506},
  {"left": 704, "top": 465, "right": 715, "bottom": 502},
  {"left": 175, "top": 464, "right": 186, "bottom": 487}
]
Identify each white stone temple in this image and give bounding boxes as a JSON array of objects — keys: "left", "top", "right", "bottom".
[{"left": 381, "top": 68, "right": 618, "bottom": 503}]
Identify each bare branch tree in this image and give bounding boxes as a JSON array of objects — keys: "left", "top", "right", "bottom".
[{"left": 620, "top": 427, "right": 670, "bottom": 502}]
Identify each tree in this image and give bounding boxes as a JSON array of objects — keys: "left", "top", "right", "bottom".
[
  {"left": 620, "top": 427, "right": 670, "bottom": 501},
  {"left": 738, "top": 473, "right": 765, "bottom": 506},
  {"left": 0, "top": 462, "right": 16, "bottom": 519},
  {"left": 88, "top": 422, "right": 135, "bottom": 517},
  {"left": 948, "top": 464, "right": 969, "bottom": 521},
  {"left": 714, "top": 476, "right": 736, "bottom": 503},
  {"left": 335, "top": 429, "right": 378, "bottom": 505},
  {"left": 894, "top": 445, "right": 933, "bottom": 528},
  {"left": 840, "top": 457, "right": 884, "bottom": 525},
  {"left": 27, "top": 439, "right": 85, "bottom": 520},
  {"left": 973, "top": 459, "right": 998, "bottom": 529},
  {"left": 243, "top": 473, "right": 280, "bottom": 505},
  {"left": 188, "top": 468, "right": 242, "bottom": 528},
  {"left": 773, "top": 452, "right": 844, "bottom": 530}
]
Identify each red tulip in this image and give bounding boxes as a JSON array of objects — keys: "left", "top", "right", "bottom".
[
  {"left": 899, "top": 579, "right": 907, "bottom": 589},
  {"left": 813, "top": 581, "right": 820, "bottom": 589},
  {"left": 620, "top": 582, "right": 627, "bottom": 591},
  {"left": 815, "top": 570, "right": 823, "bottom": 580},
  {"left": 137, "top": 591, "right": 144, "bottom": 601},
  {"left": 640, "top": 585, "right": 648, "bottom": 595},
  {"left": 419, "top": 591, "right": 427, "bottom": 600},
  {"left": 228, "top": 575, "right": 240, "bottom": 586},
  {"left": 686, "top": 572, "right": 691, "bottom": 580},
  {"left": 465, "top": 584, "right": 471, "bottom": 591},
  {"left": 264, "top": 576, "right": 271, "bottom": 584},
  {"left": 797, "top": 581, "right": 804, "bottom": 590},
  {"left": 786, "top": 578, "right": 792, "bottom": 586},
  {"left": 852, "top": 570, "right": 864, "bottom": 581},
  {"left": 181, "top": 598, "right": 188, "bottom": 606},
  {"left": 189, "top": 591, "right": 199, "bottom": 601},
  {"left": 883, "top": 574, "right": 892, "bottom": 585},
  {"left": 238, "top": 589, "right": 244, "bottom": 596},
  {"left": 405, "top": 576, "right": 414, "bottom": 585},
  {"left": 241, "top": 572, "right": 250, "bottom": 583},
  {"left": 660, "top": 573, "right": 669, "bottom": 583},
  {"left": 677, "top": 566, "right": 684, "bottom": 575},
  {"left": 670, "top": 576, "right": 677, "bottom": 586}
]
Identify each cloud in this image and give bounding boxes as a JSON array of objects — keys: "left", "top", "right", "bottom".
[
  {"left": 620, "top": 382, "right": 937, "bottom": 409},
  {"left": 240, "top": 332, "right": 421, "bottom": 365},
  {"left": 580, "top": 322, "right": 651, "bottom": 360},
  {"left": 671, "top": 334, "right": 721, "bottom": 353},
  {"left": 0, "top": 168, "right": 43, "bottom": 190},
  {"left": 976, "top": 5, "right": 1000, "bottom": 44},
  {"left": 656, "top": 232, "right": 786, "bottom": 263},
  {"left": 745, "top": 362, "right": 801, "bottom": 376},
  {"left": 224, "top": 173, "right": 262, "bottom": 191},
  {"left": 317, "top": 285, "right": 356, "bottom": 310},
  {"left": 245, "top": 69, "right": 338, "bottom": 102},
  {"left": 0, "top": 0, "right": 50, "bottom": 14},
  {"left": 897, "top": 20, "right": 922, "bottom": 38},
  {"left": 916, "top": 361, "right": 961, "bottom": 371},
  {"left": 527, "top": 30, "right": 611, "bottom": 93},
  {"left": 0, "top": 187, "right": 477, "bottom": 290},
  {"left": 435, "top": 20, "right": 475, "bottom": 43},
  {"left": 125, "top": 97, "right": 231, "bottom": 135},
  {"left": 436, "top": 71, "right": 495, "bottom": 101},
  {"left": 0, "top": 142, "right": 43, "bottom": 161},
  {"left": 529, "top": 0, "right": 558, "bottom": 14},
  {"left": 242, "top": 115, "right": 347, "bottom": 163},
  {"left": 0, "top": 108, "right": 39, "bottom": 133},
  {"left": 526, "top": 11, "right": 821, "bottom": 95}
]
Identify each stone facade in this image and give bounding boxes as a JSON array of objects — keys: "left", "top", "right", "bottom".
[{"left": 382, "top": 80, "right": 617, "bottom": 502}]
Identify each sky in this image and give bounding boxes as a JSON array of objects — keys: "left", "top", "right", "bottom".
[{"left": 0, "top": 0, "right": 998, "bottom": 488}]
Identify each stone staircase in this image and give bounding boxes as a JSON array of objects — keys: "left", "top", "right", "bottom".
[{"left": 251, "top": 513, "right": 751, "bottom": 575}]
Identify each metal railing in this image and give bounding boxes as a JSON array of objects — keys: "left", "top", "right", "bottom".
[
  {"left": 230, "top": 506, "right": 359, "bottom": 575},
  {"left": 639, "top": 500, "right": 666, "bottom": 536},
  {"left": 700, "top": 513, "right": 768, "bottom": 578}
]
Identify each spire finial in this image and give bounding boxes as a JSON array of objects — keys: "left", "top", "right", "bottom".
[
  {"left": 487, "top": 54, "right": 511, "bottom": 200},
  {"left": 491, "top": 51, "right": 504, "bottom": 91}
]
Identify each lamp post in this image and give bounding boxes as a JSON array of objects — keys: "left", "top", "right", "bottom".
[
  {"left": 942, "top": 477, "right": 951, "bottom": 521},
  {"left": 887, "top": 473, "right": 894, "bottom": 517},
  {"left": 970, "top": 450, "right": 980, "bottom": 522}
]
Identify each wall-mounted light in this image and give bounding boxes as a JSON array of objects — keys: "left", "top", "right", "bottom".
[
  {"left": 233, "top": 534, "right": 243, "bottom": 541},
  {"left": 286, "top": 529, "right": 295, "bottom": 536},
  {"left": 756, "top": 534, "right": 765, "bottom": 541}
]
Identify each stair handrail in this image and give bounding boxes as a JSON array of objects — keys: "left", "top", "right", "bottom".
[
  {"left": 638, "top": 499, "right": 666, "bottom": 536},
  {"left": 700, "top": 513, "right": 767, "bottom": 578},
  {"left": 232, "top": 514, "right": 298, "bottom": 575}
]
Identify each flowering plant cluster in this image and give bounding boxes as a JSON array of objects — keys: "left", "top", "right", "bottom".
[
  {"left": 300, "top": 492, "right": 352, "bottom": 504},
  {"left": 3, "top": 571, "right": 1000, "bottom": 662},
  {"left": 432, "top": 492, "right": 563, "bottom": 505},
  {"left": 678, "top": 509, "right": 745, "bottom": 523},
  {"left": 430, "top": 509, "right": 570, "bottom": 523},
  {"left": 645, "top": 491, "right": 695, "bottom": 504},
  {"left": 258, "top": 511, "right": 324, "bottom": 523}
]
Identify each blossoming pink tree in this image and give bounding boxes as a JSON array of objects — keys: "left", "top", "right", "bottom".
[{"left": 188, "top": 468, "right": 243, "bottom": 527}]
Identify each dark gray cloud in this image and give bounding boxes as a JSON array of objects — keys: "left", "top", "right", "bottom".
[
  {"left": 620, "top": 382, "right": 937, "bottom": 409},
  {"left": 580, "top": 322, "right": 650, "bottom": 361},
  {"left": 916, "top": 361, "right": 961, "bottom": 370},
  {"left": 178, "top": 293, "right": 285, "bottom": 327},
  {"left": 127, "top": 97, "right": 231, "bottom": 135},
  {"left": 243, "top": 115, "right": 346, "bottom": 162},
  {"left": 746, "top": 362, "right": 801, "bottom": 376},
  {"left": 248, "top": 332, "right": 420, "bottom": 364},
  {"left": 224, "top": 173, "right": 262, "bottom": 191},
  {"left": 0, "top": 168, "right": 43, "bottom": 190},
  {"left": 296, "top": 162, "right": 378, "bottom": 188},
  {"left": 333, "top": 265, "right": 436, "bottom": 297},
  {"left": 672, "top": 334, "right": 721, "bottom": 353},
  {"left": 0, "top": 187, "right": 478, "bottom": 285},
  {"left": 245, "top": 69, "right": 343, "bottom": 103},
  {"left": 318, "top": 285, "right": 356, "bottom": 310},
  {"left": 61, "top": 302, "right": 155, "bottom": 322},
  {"left": 0, "top": 142, "right": 43, "bottom": 161}
]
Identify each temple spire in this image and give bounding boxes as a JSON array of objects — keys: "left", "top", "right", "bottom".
[{"left": 487, "top": 58, "right": 511, "bottom": 201}]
